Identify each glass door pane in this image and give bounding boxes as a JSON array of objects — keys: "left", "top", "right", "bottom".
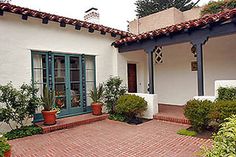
[
  {"left": 85, "top": 56, "right": 95, "bottom": 106},
  {"left": 32, "top": 54, "right": 47, "bottom": 96},
  {"left": 70, "top": 57, "right": 81, "bottom": 108},
  {"left": 54, "top": 56, "right": 67, "bottom": 109}
]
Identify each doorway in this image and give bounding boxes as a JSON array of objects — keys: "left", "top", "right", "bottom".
[
  {"left": 53, "top": 55, "right": 83, "bottom": 116},
  {"left": 32, "top": 52, "right": 96, "bottom": 121},
  {"left": 127, "top": 63, "right": 137, "bottom": 93}
]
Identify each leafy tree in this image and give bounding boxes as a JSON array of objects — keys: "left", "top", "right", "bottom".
[
  {"left": 135, "top": 0, "right": 200, "bottom": 18},
  {"left": 104, "top": 77, "right": 126, "bottom": 113},
  {"left": 0, "top": 83, "right": 40, "bottom": 129}
]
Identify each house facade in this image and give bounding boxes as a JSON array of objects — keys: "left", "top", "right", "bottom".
[
  {"left": 0, "top": 3, "right": 133, "bottom": 130},
  {"left": 1, "top": 3, "right": 236, "bottom": 131}
]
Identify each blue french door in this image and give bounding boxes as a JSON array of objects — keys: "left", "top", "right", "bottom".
[
  {"left": 32, "top": 52, "right": 95, "bottom": 122},
  {"left": 52, "top": 54, "right": 84, "bottom": 116}
]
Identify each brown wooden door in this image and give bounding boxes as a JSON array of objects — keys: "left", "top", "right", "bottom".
[{"left": 128, "top": 64, "right": 137, "bottom": 93}]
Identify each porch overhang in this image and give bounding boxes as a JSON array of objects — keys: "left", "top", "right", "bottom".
[
  {"left": 115, "top": 14, "right": 236, "bottom": 96},
  {"left": 117, "top": 21, "right": 236, "bottom": 53}
]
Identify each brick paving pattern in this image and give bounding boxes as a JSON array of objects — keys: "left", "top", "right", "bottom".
[{"left": 9, "top": 120, "right": 211, "bottom": 157}]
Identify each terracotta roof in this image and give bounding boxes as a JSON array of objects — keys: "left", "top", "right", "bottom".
[
  {"left": 113, "top": 8, "right": 236, "bottom": 47},
  {"left": 0, "top": 3, "right": 133, "bottom": 37}
]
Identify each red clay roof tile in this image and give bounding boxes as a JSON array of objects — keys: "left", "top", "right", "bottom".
[
  {"left": 0, "top": 3, "right": 133, "bottom": 38},
  {"left": 114, "top": 8, "right": 236, "bottom": 47}
]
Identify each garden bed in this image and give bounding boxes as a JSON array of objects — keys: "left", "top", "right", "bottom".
[
  {"left": 177, "top": 127, "right": 213, "bottom": 139},
  {"left": 108, "top": 114, "right": 151, "bottom": 125},
  {"left": 187, "top": 127, "right": 213, "bottom": 139},
  {"left": 4, "top": 125, "right": 42, "bottom": 140},
  {"left": 127, "top": 117, "right": 152, "bottom": 125},
  {"left": 109, "top": 113, "right": 151, "bottom": 125}
]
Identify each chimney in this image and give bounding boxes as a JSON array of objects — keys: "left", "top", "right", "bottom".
[{"left": 84, "top": 7, "right": 100, "bottom": 24}]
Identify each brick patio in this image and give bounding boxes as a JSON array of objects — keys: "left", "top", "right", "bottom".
[{"left": 9, "top": 119, "right": 211, "bottom": 157}]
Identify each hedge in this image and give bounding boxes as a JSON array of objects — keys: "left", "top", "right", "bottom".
[
  {"left": 184, "top": 99, "right": 236, "bottom": 132},
  {"left": 217, "top": 87, "right": 236, "bottom": 101}
]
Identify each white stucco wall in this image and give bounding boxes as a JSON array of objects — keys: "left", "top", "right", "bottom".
[
  {"left": 154, "top": 34, "right": 236, "bottom": 105},
  {"left": 132, "top": 93, "right": 158, "bottom": 119},
  {"left": 117, "top": 34, "right": 236, "bottom": 106},
  {"left": 155, "top": 43, "right": 197, "bottom": 105},
  {"left": 193, "top": 80, "right": 236, "bottom": 101},
  {"left": 204, "top": 35, "right": 236, "bottom": 96},
  {"left": 0, "top": 12, "right": 119, "bottom": 87},
  {"left": 1, "top": 11, "right": 236, "bottom": 132},
  {"left": 116, "top": 50, "right": 148, "bottom": 93},
  {"left": 0, "top": 12, "right": 119, "bottom": 132}
]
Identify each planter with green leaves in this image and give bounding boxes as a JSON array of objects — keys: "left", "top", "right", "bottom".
[
  {"left": 0, "top": 135, "right": 11, "bottom": 157},
  {"left": 89, "top": 84, "right": 104, "bottom": 115},
  {"left": 41, "top": 86, "right": 57, "bottom": 125}
]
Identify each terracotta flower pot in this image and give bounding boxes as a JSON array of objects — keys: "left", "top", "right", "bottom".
[
  {"left": 4, "top": 147, "right": 11, "bottom": 157},
  {"left": 42, "top": 110, "right": 57, "bottom": 125},
  {"left": 91, "top": 103, "right": 103, "bottom": 115}
]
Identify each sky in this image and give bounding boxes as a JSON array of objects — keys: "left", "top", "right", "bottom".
[{"left": 10, "top": 0, "right": 211, "bottom": 31}]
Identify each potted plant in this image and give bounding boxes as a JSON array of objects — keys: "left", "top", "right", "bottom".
[
  {"left": 0, "top": 135, "right": 11, "bottom": 157},
  {"left": 89, "top": 84, "right": 104, "bottom": 115},
  {"left": 41, "top": 86, "right": 57, "bottom": 125}
]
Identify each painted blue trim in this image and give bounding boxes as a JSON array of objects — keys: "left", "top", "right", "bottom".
[
  {"left": 81, "top": 54, "right": 87, "bottom": 111},
  {"left": 145, "top": 48, "right": 154, "bottom": 94},
  {"left": 31, "top": 52, "right": 34, "bottom": 85},
  {"left": 93, "top": 56, "right": 96, "bottom": 88},
  {"left": 32, "top": 52, "right": 96, "bottom": 122},
  {"left": 118, "top": 22, "right": 236, "bottom": 53},
  {"left": 67, "top": 55, "right": 83, "bottom": 115}
]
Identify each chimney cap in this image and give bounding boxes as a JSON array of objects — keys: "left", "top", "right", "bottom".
[{"left": 85, "top": 7, "right": 98, "bottom": 13}]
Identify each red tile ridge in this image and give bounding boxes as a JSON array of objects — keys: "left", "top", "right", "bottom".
[
  {"left": 0, "top": 3, "right": 134, "bottom": 38},
  {"left": 113, "top": 8, "right": 236, "bottom": 47}
]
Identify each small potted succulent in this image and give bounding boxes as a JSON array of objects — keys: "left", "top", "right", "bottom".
[
  {"left": 41, "top": 86, "right": 58, "bottom": 125},
  {"left": 0, "top": 135, "right": 11, "bottom": 157},
  {"left": 89, "top": 84, "right": 104, "bottom": 115}
]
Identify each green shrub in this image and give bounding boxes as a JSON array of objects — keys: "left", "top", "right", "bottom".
[
  {"left": 209, "top": 100, "right": 236, "bottom": 124},
  {"left": 217, "top": 87, "right": 236, "bottom": 101},
  {"left": 104, "top": 77, "right": 126, "bottom": 113},
  {"left": 184, "top": 100, "right": 212, "bottom": 132},
  {"left": 4, "top": 125, "right": 42, "bottom": 140},
  {"left": 116, "top": 94, "right": 147, "bottom": 119},
  {"left": 177, "top": 129, "right": 197, "bottom": 137},
  {"left": 0, "top": 135, "right": 10, "bottom": 157},
  {"left": 109, "top": 113, "right": 126, "bottom": 122},
  {"left": 0, "top": 82, "right": 40, "bottom": 129},
  {"left": 201, "top": 0, "right": 236, "bottom": 16},
  {"left": 201, "top": 115, "right": 236, "bottom": 157}
]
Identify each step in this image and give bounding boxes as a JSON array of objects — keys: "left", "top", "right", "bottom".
[
  {"left": 154, "top": 114, "right": 190, "bottom": 125},
  {"left": 35, "top": 113, "right": 108, "bottom": 133}
]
